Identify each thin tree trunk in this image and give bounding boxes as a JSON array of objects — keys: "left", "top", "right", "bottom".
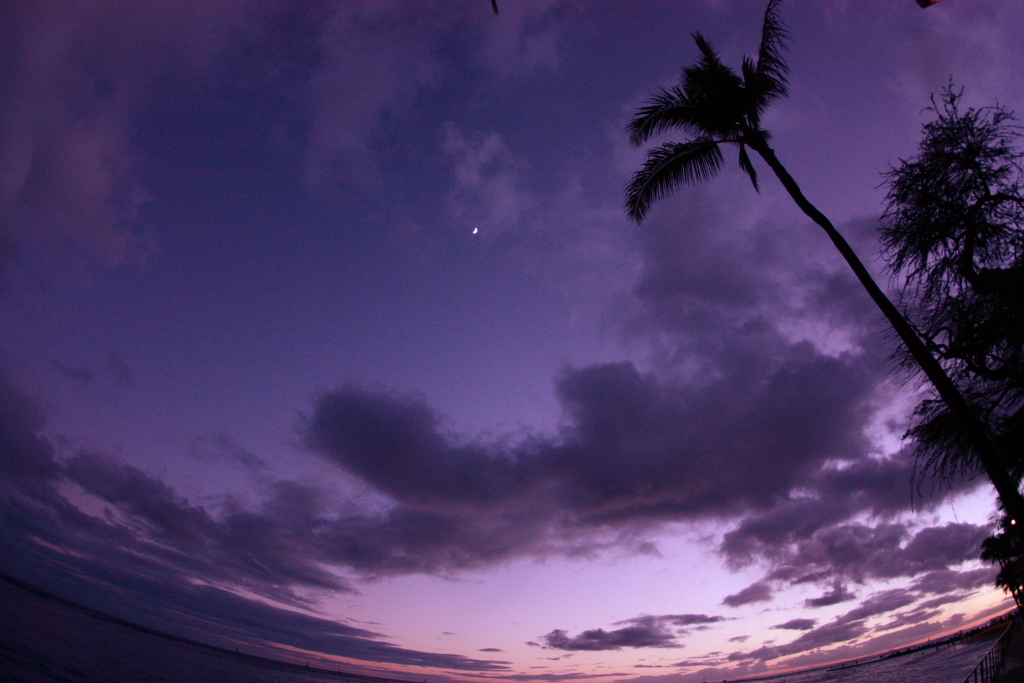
[{"left": 751, "top": 141, "right": 1024, "bottom": 521}]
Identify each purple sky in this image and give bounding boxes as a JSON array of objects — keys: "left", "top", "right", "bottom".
[{"left": 0, "top": 0, "right": 1020, "bottom": 681}]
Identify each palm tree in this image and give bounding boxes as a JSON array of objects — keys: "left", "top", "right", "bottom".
[
  {"left": 625, "top": 0, "right": 1024, "bottom": 520},
  {"left": 981, "top": 519, "right": 1024, "bottom": 611}
]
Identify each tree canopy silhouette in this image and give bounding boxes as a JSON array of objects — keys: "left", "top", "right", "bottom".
[
  {"left": 882, "top": 86, "right": 1024, "bottom": 492},
  {"left": 624, "top": 1, "right": 1024, "bottom": 520},
  {"left": 981, "top": 518, "right": 1024, "bottom": 610}
]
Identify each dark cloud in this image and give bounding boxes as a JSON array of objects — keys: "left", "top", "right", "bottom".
[
  {"left": 189, "top": 432, "right": 266, "bottom": 471},
  {"left": 45, "top": 355, "right": 134, "bottom": 388},
  {"left": 305, "top": 387, "right": 522, "bottom": 508},
  {"left": 103, "top": 350, "right": 136, "bottom": 387},
  {"left": 542, "top": 624, "right": 677, "bottom": 652},
  {"left": 841, "top": 589, "right": 919, "bottom": 622},
  {"left": 540, "top": 614, "right": 722, "bottom": 652},
  {"left": 916, "top": 592, "right": 974, "bottom": 610},
  {"left": 628, "top": 198, "right": 883, "bottom": 374},
  {"left": 53, "top": 454, "right": 353, "bottom": 601},
  {"left": 719, "top": 525, "right": 995, "bottom": 665},
  {"left": 0, "top": 368, "right": 59, "bottom": 480},
  {"left": 502, "top": 673, "right": 615, "bottom": 683},
  {"left": 721, "top": 519, "right": 991, "bottom": 616},
  {"left": 1, "top": 368, "right": 363, "bottom": 605},
  {"left": 0, "top": 229, "right": 18, "bottom": 280},
  {"left": 651, "top": 614, "right": 725, "bottom": 627},
  {"left": 804, "top": 584, "right": 856, "bottom": 609},
  {"left": 772, "top": 619, "right": 816, "bottom": 631},
  {"left": 911, "top": 568, "right": 996, "bottom": 595},
  {"left": 722, "top": 581, "right": 772, "bottom": 608},
  {"left": 48, "top": 360, "right": 95, "bottom": 385},
  {"left": 895, "top": 524, "right": 992, "bottom": 577},
  {"left": 302, "top": 338, "right": 879, "bottom": 571},
  {"left": 735, "top": 618, "right": 869, "bottom": 663},
  {"left": 65, "top": 452, "right": 221, "bottom": 548},
  {"left": 17, "top": 195, "right": 902, "bottom": 600},
  {"left": 718, "top": 459, "right": 923, "bottom": 570},
  {"left": 877, "top": 608, "right": 942, "bottom": 632}
]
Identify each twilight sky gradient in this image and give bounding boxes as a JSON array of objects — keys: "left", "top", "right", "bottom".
[{"left": 1, "top": 1, "right": 1021, "bottom": 681}]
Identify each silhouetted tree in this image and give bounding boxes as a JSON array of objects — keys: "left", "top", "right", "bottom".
[
  {"left": 981, "top": 519, "right": 1024, "bottom": 611},
  {"left": 624, "top": 0, "right": 1024, "bottom": 520},
  {"left": 881, "top": 86, "right": 1024, "bottom": 494}
]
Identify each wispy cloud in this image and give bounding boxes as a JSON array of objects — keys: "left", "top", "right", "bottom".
[{"left": 48, "top": 360, "right": 95, "bottom": 385}]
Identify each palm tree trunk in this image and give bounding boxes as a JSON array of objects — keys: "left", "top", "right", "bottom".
[{"left": 751, "top": 141, "right": 1024, "bottom": 521}]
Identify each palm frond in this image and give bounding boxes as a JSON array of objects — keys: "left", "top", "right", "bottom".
[
  {"left": 624, "top": 1, "right": 790, "bottom": 222},
  {"left": 627, "top": 86, "right": 705, "bottom": 147},
  {"left": 681, "top": 33, "right": 746, "bottom": 138},
  {"left": 625, "top": 138, "right": 724, "bottom": 222},
  {"left": 691, "top": 32, "right": 723, "bottom": 72},
  {"left": 908, "top": 399, "right": 987, "bottom": 494},
  {"left": 755, "top": 0, "right": 790, "bottom": 107},
  {"left": 738, "top": 144, "right": 759, "bottom": 192},
  {"left": 741, "top": 56, "right": 758, "bottom": 87},
  {"left": 686, "top": 33, "right": 744, "bottom": 94},
  {"left": 741, "top": 56, "right": 762, "bottom": 129}
]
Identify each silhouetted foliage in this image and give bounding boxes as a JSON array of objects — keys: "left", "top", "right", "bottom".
[
  {"left": 881, "top": 86, "right": 1024, "bottom": 491},
  {"left": 981, "top": 518, "right": 1024, "bottom": 610},
  {"left": 625, "top": 0, "right": 788, "bottom": 216}
]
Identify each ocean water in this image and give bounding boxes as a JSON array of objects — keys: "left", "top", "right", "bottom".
[
  {"left": 731, "top": 638, "right": 998, "bottom": 683},
  {"left": 0, "top": 573, "right": 1002, "bottom": 683},
  {"left": 0, "top": 574, "right": 396, "bottom": 683}
]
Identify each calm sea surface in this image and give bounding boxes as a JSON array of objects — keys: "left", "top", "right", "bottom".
[
  {"left": 732, "top": 639, "right": 996, "bottom": 683},
  {"left": 0, "top": 574, "right": 999, "bottom": 683}
]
